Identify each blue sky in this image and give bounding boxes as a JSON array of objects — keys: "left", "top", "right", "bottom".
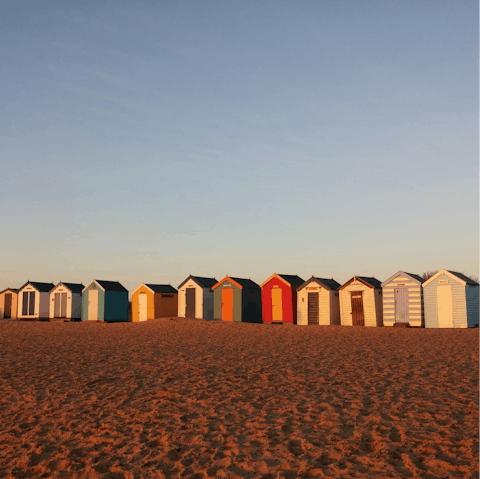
[{"left": 1, "top": 0, "right": 478, "bottom": 292}]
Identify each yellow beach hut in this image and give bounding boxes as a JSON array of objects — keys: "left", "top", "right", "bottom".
[{"left": 132, "top": 284, "right": 178, "bottom": 322}]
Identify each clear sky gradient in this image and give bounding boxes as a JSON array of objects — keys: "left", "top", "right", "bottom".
[{"left": 1, "top": 1, "right": 478, "bottom": 292}]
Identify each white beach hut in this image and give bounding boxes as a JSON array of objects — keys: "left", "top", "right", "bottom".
[
  {"left": 381, "top": 271, "right": 424, "bottom": 327},
  {"left": 17, "top": 281, "right": 55, "bottom": 320},
  {"left": 177, "top": 275, "right": 217, "bottom": 320},
  {"left": 49, "top": 282, "right": 84, "bottom": 321},
  {"left": 422, "top": 269, "right": 479, "bottom": 328}
]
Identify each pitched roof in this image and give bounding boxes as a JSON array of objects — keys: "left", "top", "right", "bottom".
[
  {"left": 192, "top": 276, "right": 218, "bottom": 288},
  {"left": 357, "top": 276, "right": 382, "bottom": 288},
  {"left": 95, "top": 280, "right": 128, "bottom": 292},
  {"left": 145, "top": 284, "right": 178, "bottom": 294},
  {"left": 339, "top": 276, "right": 382, "bottom": 290},
  {"left": 213, "top": 276, "right": 260, "bottom": 290},
  {"left": 298, "top": 277, "right": 342, "bottom": 291},
  {"left": 59, "top": 282, "right": 84, "bottom": 293},
  {"left": 277, "top": 274, "right": 305, "bottom": 286},
  {"left": 422, "top": 269, "right": 479, "bottom": 288},
  {"left": 259, "top": 273, "right": 305, "bottom": 288},
  {"left": 178, "top": 275, "right": 218, "bottom": 289},
  {"left": 229, "top": 277, "right": 260, "bottom": 289},
  {"left": 0, "top": 288, "right": 19, "bottom": 294},
  {"left": 404, "top": 273, "right": 424, "bottom": 283},
  {"left": 448, "top": 271, "right": 479, "bottom": 286},
  {"left": 381, "top": 271, "right": 424, "bottom": 287},
  {"left": 315, "top": 278, "right": 342, "bottom": 290},
  {"left": 21, "top": 281, "right": 55, "bottom": 293}
]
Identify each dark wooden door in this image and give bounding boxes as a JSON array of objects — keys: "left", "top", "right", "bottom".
[
  {"left": 186, "top": 288, "right": 196, "bottom": 318},
  {"left": 22, "top": 291, "right": 35, "bottom": 316},
  {"left": 22, "top": 292, "right": 29, "bottom": 316},
  {"left": 351, "top": 292, "right": 365, "bottom": 326},
  {"left": 29, "top": 292, "right": 35, "bottom": 316},
  {"left": 54, "top": 293, "right": 61, "bottom": 317},
  {"left": 307, "top": 292, "right": 319, "bottom": 325},
  {"left": 4, "top": 293, "right": 12, "bottom": 319}
]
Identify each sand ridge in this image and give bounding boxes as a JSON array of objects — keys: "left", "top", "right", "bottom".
[{"left": 0, "top": 319, "right": 478, "bottom": 478}]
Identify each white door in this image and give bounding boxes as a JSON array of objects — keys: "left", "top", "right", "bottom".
[
  {"left": 138, "top": 293, "right": 148, "bottom": 321},
  {"left": 437, "top": 285, "right": 453, "bottom": 328},
  {"left": 88, "top": 289, "right": 98, "bottom": 321}
]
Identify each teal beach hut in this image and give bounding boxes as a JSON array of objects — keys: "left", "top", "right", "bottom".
[{"left": 82, "top": 280, "right": 129, "bottom": 322}]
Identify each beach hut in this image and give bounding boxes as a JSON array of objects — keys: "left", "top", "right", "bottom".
[
  {"left": 381, "top": 272, "right": 424, "bottom": 327},
  {"left": 422, "top": 269, "right": 479, "bottom": 328},
  {"left": 260, "top": 274, "right": 304, "bottom": 323},
  {"left": 82, "top": 280, "right": 129, "bottom": 322},
  {"left": 296, "top": 277, "right": 341, "bottom": 326},
  {"left": 177, "top": 275, "right": 217, "bottom": 320},
  {"left": 17, "top": 281, "right": 55, "bottom": 320},
  {"left": 132, "top": 284, "right": 178, "bottom": 321},
  {"left": 49, "top": 282, "right": 84, "bottom": 321},
  {"left": 212, "top": 276, "right": 262, "bottom": 323},
  {"left": 339, "top": 276, "right": 383, "bottom": 327},
  {"left": 0, "top": 288, "right": 19, "bottom": 320}
]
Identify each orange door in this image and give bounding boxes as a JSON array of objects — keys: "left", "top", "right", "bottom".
[{"left": 222, "top": 288, "right": 234, "bottom": 321}]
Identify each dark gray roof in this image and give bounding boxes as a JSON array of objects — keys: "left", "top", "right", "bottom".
[
  {"left": 229, "top": 277, "right": 260, "bottom": 289},
  {"left": 60, "top": 282, "right": 84, "bottom": 293},
  {"left": 448, "top": 271, "right": 479, "bottom": 286},
  {"left": 95, "top": 280, "right": 128, "bottom": 292},
  {"left": 145, "top": 284, "right": 178, "bottom": 294},
  {"left": 404, "top": 273, "right": 425, "bottom": 283},
  {"left": 178, "top": 275, "right": 218, "bottom": 290},
  {"left": 23, "top": 281, "right": 55, "bottom": 293},
  {"left": 298, "top": 277, "right": 341, "bottom": 291},
  {"left": 314, "top": 278, "right": 342, "bottom": 290},
  {"left": 278, "top": 274, "right": 305, "bottom": 286},
  {"left": 357, "top": 276, "right": 383, "bottom": 288}
]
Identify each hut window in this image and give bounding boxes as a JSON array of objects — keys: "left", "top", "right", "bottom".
[
  {"left": 161, "top": 294, "right": 173, "bottom": 298},
  {"left": 335, "top": 292, "right": 339, "bottom": 296}
]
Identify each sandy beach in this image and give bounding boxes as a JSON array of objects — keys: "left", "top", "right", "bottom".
[{"left": 0, "top": 319, "right": 478, "bottom": 478}]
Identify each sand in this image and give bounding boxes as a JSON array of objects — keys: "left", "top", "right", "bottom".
[{"left": 0, "top": 319, "right": 478, "bottom": 479}]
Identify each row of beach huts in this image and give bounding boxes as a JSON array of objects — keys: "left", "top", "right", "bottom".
[{"left": 0, "top": 270, "right": 478, "bottom": 328}]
